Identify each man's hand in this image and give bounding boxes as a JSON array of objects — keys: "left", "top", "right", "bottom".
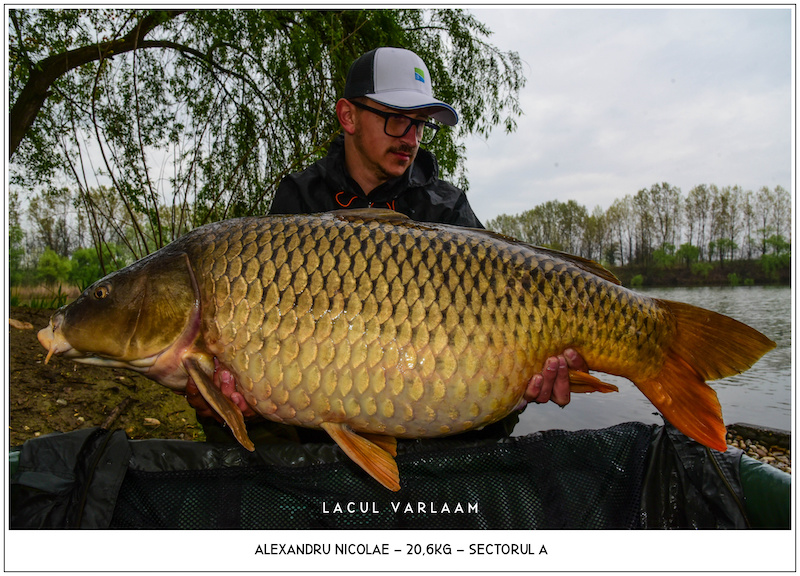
[
  {"left": 523, "top": 349, "right": 587, "bottom": 407},
  {"left": 181, "top": 361, "right": 258, "bottom": 423}
]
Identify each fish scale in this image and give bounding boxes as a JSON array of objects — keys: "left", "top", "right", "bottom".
[
  {"left": 195, "top": 215, "right": 538, "bottom": 437},
  {"left": 38, "top": 209, "right": 776, "bottom": 490}
]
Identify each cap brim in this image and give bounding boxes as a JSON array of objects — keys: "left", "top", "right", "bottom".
[{"left": 366, "top": 92, "right": 458, "bottom": 126}]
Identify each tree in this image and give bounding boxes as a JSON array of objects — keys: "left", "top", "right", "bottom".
[
  {"left": 485, "top": 213, "right": 523, "bottom": 240},
  {"left": 772, "top": 185, "right": 791, "bottom": 241},
  {"left": 754, "top": 186, "right": 776, "bottom": 257},
  {"left": 709, "top": 185, "right": 740, "bottom": 264},
  {"left": 68, "top": 247, "right": 110, "bottom": 290},
  {"left": 675, "top": 243, "right": 700, "bottom": 268},
  {"left": 632, "top": 188, "right": 656, "bottom": 265},
  {"left": 652, "top": 243, "right": 676, "bottom": 268},
  {"left": 761, "top": 234, "right": 791, "bottom": 282},
  {"left": 26, "top": 187, "right": 85, "bottom": 258},
  {"left": 581, "top": 205, "right": 608, "bottom": 262},
  {"left": 555, "top": 200, "right": 588, "bottom": 255},
  {"left": 36, "top": 249, "right": 72, "bottom": 285},
  {"left": 685, "top": 184, "right": 713, "bottom": 260},
  {"left": 740, "top": 188, "right": 756, "bottom": 260},
  {"left": 646, "top": 182, "right": 682, "bottom": 249},
  {"left": 605, "top": 196, "right": 634, "bottom": 265},
  {"left": 8, "top": 190, "right": 26, "bottom": 285},
  {"left": 10, "top": 8, "right": 525, "bottom": 259}
]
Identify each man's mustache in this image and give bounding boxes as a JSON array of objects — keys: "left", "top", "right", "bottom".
[{"left": 389, "top": 143, "right": 416, "bottom": 155}]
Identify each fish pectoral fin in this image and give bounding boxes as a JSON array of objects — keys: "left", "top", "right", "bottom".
[
  {"left": 183, "top": 355, "right": 255, "bottom": 452},
  {"left": 320, "top": 422, "right": 400, "bottom": 491},
  {"left": 568, "top": 370, "right": 619, "bottom": 394}
]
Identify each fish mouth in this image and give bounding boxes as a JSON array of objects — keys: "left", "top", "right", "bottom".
[
  {"left": 38, "top": 317, "right": 75, "bottom": 364},
  {"left": 37, "top": 317, "right": 157, "bottom": 369}
]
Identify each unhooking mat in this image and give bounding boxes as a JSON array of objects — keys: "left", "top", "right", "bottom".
[{"left": 10, "top": 421, "right": 774, "bottom": 530}]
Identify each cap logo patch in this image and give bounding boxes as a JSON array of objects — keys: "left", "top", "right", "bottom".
[{"left": 414, "top": 67, "right": 425, "bottom": 83}]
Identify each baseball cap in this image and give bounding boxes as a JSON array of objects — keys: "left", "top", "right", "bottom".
[{"left": 344, "top": 47, "right": 458, "bottom": 126}]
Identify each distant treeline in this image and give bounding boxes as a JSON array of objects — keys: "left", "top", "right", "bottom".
[
  {"left": 486, "top": 182, "right": 790, "bottom": 284},
  {"left": 9, "top": 181, "right": 791, "bottom": 294}
]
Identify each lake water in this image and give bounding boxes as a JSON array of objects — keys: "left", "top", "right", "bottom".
[{"left": 512, "top": 285, "right": 793, "bottom": 436}]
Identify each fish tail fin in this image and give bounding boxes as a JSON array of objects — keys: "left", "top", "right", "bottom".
[{"left": 635, "top": 300, "right": 776, "bottom": 452}]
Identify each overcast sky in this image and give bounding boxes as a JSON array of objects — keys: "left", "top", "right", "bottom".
[{"left": 460, "top": 6, "right": 792, "bottom": 224}]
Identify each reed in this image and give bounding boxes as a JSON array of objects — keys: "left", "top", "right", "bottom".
[{"left": 9, "top": 284, "right": 80, "bottom": 309}]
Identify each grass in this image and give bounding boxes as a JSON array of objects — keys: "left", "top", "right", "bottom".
[{"left": 10, "top": 284, "right": 80, "bottom": 309}]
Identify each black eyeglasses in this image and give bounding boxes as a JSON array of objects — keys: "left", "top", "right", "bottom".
[{"left": 349, "top": 100, "right": 440, "bottom": 144}]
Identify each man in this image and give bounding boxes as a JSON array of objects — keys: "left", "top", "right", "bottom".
[
  {"left": 187, "top": 47, "right": 587, "bottom": 441},
  {"left": 269, "top": 47, "right": 481, "bottom": 226}
]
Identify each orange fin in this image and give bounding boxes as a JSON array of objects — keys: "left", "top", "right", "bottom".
[
  {"left": 635, "top": 300, "right": 776, "bottom": 452},
  {"left": 636, "top": 350, "right": 728, "bottom": 451},
  {"left": 568, "top": 370, "right": 619, "bottom": 393},
  {"left": 320, "top": 422, "right": 400, "bottom": 491},
  {"left": 659, "top": 299, "right": 776, "bottom": 380},
  {"left": 184, "top": 355, "right": 255, "bottom": 452},
  {"left": 360, "top": 433, "right": 398, "bottom": 457}
]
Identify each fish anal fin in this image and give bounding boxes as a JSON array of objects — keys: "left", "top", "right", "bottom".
[
  {"left": 184, "top": 355, "right": 255, "bottom": 452},
  {"left": 568, "top": 370, "right": 619, "bottom": 393},
  {"left": 320, "top": 422, "right": 400, "bottom": 491}
]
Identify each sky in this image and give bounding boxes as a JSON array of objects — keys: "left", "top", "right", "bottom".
[{"left": 460, "top": 6, "right": 793, "bottom": 224}]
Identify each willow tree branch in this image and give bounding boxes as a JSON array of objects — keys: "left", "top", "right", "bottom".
[{"left": 9, "top": 9, "right": 185, "bottom": 159}]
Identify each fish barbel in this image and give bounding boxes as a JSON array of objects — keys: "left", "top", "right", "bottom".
[{"left": 37, "top": 209, "right": 775, "bottom": 490}]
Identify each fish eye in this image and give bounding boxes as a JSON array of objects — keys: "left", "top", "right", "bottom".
[{"left": 93, "top": 285, "right": 110, "bottom": 300}]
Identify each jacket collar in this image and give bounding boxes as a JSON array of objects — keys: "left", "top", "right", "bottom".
[{"left": 322, "top": 135, "right": 439, "bottom": 203}]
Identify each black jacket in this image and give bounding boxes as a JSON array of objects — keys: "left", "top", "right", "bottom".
[{"left": 269, "top": 135, "right": 484, "bottom": 228}]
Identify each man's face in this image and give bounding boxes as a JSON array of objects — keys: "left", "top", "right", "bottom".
[{"left": 350, "top": 99, "right": 433, "bottom": 183}]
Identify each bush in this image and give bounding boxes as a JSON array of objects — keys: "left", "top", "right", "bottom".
[
  {"left": 630, "top": 274, "right": 644, "bottom": 287},
  {"left": 652, "top": 243, "right": 676, "bottom": 268},
  {"left": 727, "top": 273, "right": 740, "bottom": 286},
  {"left": 675, "top": 243, "right": 700, "bottom": 268},
  {"left": 36, "top": 249, "right": 72, "bottom": 285},
  {"left": 69, "top": 248, "right": 106, "bottom": 290},
  {"left": 761, "top": 252, "right": 790, "bottom": 282},
  {"left": 691, "top": 261, "right": 714, "bottom": 278}
]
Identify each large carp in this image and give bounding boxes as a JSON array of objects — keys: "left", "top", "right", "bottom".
[{"left": 38, "top": 209, "right": 775, "bottom": 491}]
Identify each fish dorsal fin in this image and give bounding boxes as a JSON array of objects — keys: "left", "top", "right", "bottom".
[
  {"left": 328, "top": 208, "right": 621, "bottom": 285},
  {"left": 529, "top": 245, "right": 621, "bottom": 285},
  {"left": 184, "top": 354, "right": 255, "bottom": 451},
  {"left": 320, "top": 422, "right": 400, "bottom": 491},
  {"left": 568, "top": 370, "right": 619, "bottom": 394},
  {"left": 329, "top": 208, "right": 410, "bottom": 224}
]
